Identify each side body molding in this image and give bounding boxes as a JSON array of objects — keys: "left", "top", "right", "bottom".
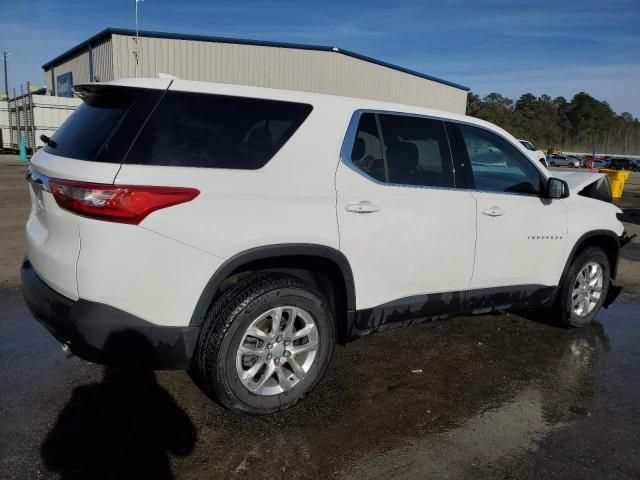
[{"left": 189, "top": 243, "right": 356, "bottom": 327}]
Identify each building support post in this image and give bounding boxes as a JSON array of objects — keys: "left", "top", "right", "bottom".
[
  {"left": 13, "top": 88, "right": 20, "bottom": 151},
  {"left": 27, "top": 82, "right": 36, "bottom": 153},
  {"left": 4, "top": 51, "right": 13, "bottom": 149},
  {"left": 88, "top": 44, "right": 94, "bottom": 82}
]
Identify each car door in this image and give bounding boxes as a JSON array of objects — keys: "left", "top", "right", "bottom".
[
  {"left": 452, "top": 123, "right": 567, "bottom": 295},
  {"left": 336, "top": 112, "right": 477, "bottom": 331}
]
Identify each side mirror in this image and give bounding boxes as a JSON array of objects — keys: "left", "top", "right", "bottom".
[{"left": 546, "top": 177, "right": 569, "bottom": 199}]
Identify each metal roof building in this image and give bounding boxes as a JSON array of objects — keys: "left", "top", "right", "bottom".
[{"left": 42, "top": 28, "right": 469, "bottom": 114}]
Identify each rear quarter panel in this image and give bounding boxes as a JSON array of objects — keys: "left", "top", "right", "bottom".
[
  {"left": 76, "top": 218, "right": 224, "bottom": 327},
  {"left": 114, "top": 94, "right": 349, "bottom": 259},
  {"left": 26, "top": 150, "right": 124, "bottom": 300}
]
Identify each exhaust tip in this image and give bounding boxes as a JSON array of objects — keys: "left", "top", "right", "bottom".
[{"left": 61, "top": 343, "right": 74, "bottom": 359}]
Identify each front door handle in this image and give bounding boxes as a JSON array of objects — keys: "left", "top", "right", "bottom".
[
  {"left": 345, "top": 201, "right": 380, "bottom": 214},
  {"left": 482, "top": 206, "right": 505, "bottom": 217}
]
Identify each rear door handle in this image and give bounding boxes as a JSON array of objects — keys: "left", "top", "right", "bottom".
[
  {"left": 482, "top": 206, "right": 505, "bottom": 217},
  {"left": 345, "top": 201, "right": 380, "bottom": 214}
]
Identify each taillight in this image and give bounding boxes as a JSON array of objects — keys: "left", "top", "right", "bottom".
[{"left": 49, "top": 179, "right": 199, "bottom": 225}]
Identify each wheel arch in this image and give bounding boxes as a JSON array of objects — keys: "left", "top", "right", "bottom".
[
  {"left": 559, "top": 230, "right": 621, "bottom": 288},
  {"left": 190, "top": 244, "right": 356, "bottom": 340}
]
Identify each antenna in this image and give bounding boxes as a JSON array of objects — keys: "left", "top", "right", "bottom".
[
  {"left": 3, "top": 50, "right": 9, "bottom": 101},
  {"left": 133, "top": 0, "right": 144, "bottom": 72},
  {"left": 135, "top": 0, "right": 144, "bottom": 38}
]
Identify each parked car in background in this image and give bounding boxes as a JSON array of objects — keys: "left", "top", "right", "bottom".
[
  {"left": 548, "top": 154, "right": 581, "bottom": 168},
  {"left": 22, "top": 78, "right": 629, "bottom": 414},
  {"left": 568, "top": 155, "right": 585, "bottom": 167},
  {"left": 581, "top": 156, "right": 609, "bottom": 169},
  {"left": 605, "top": 158, "right": 640, "bottom": 172},
  {"left": 518, "top": 139, "right": 548, "bottom": 167}
]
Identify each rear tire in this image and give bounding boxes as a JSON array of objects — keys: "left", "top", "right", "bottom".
[
  {"left": 193, "top": 272, "right": 335, "bottom": 414},
  {"left": 550, "top": 247, "right": 610, "bottom": 328}
]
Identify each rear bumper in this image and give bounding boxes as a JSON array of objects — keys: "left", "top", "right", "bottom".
[{"left": 21, "top": 259, "right": 200, "bottom": 369}]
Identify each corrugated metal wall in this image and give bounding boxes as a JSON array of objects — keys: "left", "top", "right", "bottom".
[
  {"left": 43, "top": 38, "right": 113, "bottom": 93},
  {"left": 92, "top": 37, "right": 114, "bottom": 82},
  {"left": 52, "top": 50, "right": 91, "bottom": 85},
  {"left": 44, "top": 33, "right": 466, "bottom": 113},
  {"left": 111, "top": 34, "right": 467, "bottom": 113},
  {"left": 0, "top": 101, "right": 9, "bottom": 148}
]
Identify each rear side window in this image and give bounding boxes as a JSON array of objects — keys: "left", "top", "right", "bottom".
[
  {"left": 350, "top": 113, "right": 385, "bottom": 182},
  {"left": 125, "top": 92, "right": 313, "bottom": 169},
  {"left": 44, "top": 86, "right": 162, "bottom": 163},
  {"left": 348, "top": 112, "right": 454, "bottom": 188}
]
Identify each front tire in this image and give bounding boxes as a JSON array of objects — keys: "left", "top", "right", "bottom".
[
  {"left": 193, "top": 272, "right": 335, "bottom": 414},
  {"left": 551, "top": 247, "right": 610, "bottom": 328}
]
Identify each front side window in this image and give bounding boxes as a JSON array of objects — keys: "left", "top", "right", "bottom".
[
  {"left": 348, "top": 112, "right": 454, "bottom": 188},
  {"left": 460, "top": 125, "right": 544, "bottom": 195},
  {"left": 126, "top": 92, "right": 312, "bottom": 169}
]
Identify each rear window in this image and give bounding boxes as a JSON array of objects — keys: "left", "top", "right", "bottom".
[
  {"left": 44, "top": 86, "right": 162, "bottom": 162},
  {"left": 125, "top": 91, "right": 313, "bottom": 169}
]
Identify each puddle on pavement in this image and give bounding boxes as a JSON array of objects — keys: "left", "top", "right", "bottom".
[
  {"left": 164, "top": 301, "right": 640, "bottom": 478},
  {"left": 340, "top": 387, "right": 564, "bottom": 479},
  {"left": 339, "top": 335, "right": 597, "bottom": 479},
  {"left": 338, "top": 302, "right": 640, "bottom": 479}
]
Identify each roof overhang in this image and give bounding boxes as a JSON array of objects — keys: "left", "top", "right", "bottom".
[{"left": 42, "top": 27, "right": 470, "bottom": 92}]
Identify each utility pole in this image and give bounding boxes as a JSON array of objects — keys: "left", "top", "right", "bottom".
[{"left": 2, "top": 50, "right": 9, "bottom": 100}]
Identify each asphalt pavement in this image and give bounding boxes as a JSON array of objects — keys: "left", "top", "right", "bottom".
[{"left": 2, "top": 288, "right": 640, "bottom": 479}]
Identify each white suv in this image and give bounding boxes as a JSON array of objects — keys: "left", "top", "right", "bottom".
[
  {"left": 518, "top": 139, "right": 548, "bottom": 167},
  {"left": 23, "top": 78, "right": 630, "bottom": 414}
]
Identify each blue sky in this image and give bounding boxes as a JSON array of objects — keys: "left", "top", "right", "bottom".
[{"left": 2, "top": 0, "right": 639, "bottom": 116}]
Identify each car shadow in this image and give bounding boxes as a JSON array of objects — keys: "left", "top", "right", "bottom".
[{"left": 40, "top": 330, "right": 196, "bottom": 480}]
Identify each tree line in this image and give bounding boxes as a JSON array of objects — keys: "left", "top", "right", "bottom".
[{"left": 466, "top": 91, "right": 640, "bottom": 155}]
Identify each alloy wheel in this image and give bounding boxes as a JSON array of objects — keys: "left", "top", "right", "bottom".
[
  {"left": 572, "top": 261, "right": 604, "bottom": 317},
  {"left": 236, "top": 306, "right": 319, "bottom": 396}
]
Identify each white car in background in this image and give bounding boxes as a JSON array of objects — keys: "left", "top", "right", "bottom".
[
  {"left": 548, "top": 154, "right": 582, "bottom": 168},
  {"left": 519, "top": 139, "right": 548, "bottom": 167}
]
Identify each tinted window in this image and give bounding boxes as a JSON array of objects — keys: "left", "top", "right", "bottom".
[
  {"left": 126, "top": 92, "right": 312, "bottom": 169},
  {"left": 379, "top": 114, "right": 453, "bottom": 187},
  {"left": 350, "top": 113, "right": 385, "bottom": 182},
  {"left": 460, "top": 125, "right": 544, "bottom": 195},
  {"left": 349, "top": 113, "right": 454, "bottom": 188},
  {"left": 44, "top": 86, "right": 162, "bottom": 162}
]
